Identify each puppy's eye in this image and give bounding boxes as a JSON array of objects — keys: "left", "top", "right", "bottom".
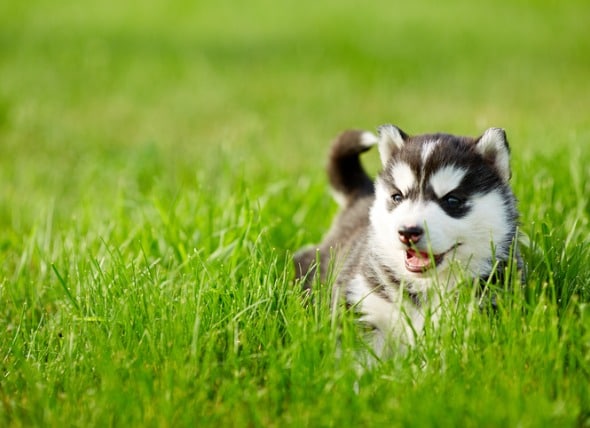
[
  {"left": 442, "top": 194, "right": 463, "bottom": 208},
  {"left": 391, "top": 193, "right": 404, "bottom": 204}
]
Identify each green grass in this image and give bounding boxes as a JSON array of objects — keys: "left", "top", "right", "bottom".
[{"left": 1, "top": 0, "right": 589, "bottom": 426}]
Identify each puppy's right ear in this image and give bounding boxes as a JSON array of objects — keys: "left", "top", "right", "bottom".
[
  {"left": 475, "top": 128, "right": 511, "bottom": 182},
  {"left": 377, "top": 124, "right": 408, "bottom": 167}
]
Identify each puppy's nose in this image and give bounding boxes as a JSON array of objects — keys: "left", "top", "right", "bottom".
[{"left": 398, "top": 226, "right": 424, "bottom": 245}]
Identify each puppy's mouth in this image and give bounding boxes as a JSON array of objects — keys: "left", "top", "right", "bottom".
[{"left": 404, "top": 245, "right": 459, "bottom": 273}]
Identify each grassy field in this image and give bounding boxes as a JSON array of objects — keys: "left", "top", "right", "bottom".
[{"left": 1, "top": 0, "right": 589, "bottom": 426}]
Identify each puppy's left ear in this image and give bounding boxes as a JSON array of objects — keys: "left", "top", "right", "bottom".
[
  {"left": 377, "top": 124, "right": 409, "bottom": 167},
  {"left": 475, "top": 128, "right": 511, "bottom": 182}
]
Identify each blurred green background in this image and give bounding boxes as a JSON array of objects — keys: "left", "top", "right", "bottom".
[{"left": 2, "top": 0, "right": 588, "bottom": 190}]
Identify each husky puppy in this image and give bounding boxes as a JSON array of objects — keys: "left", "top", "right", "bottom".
[{"left": 294, "top": 125, "right": 522, "bottom": 357}]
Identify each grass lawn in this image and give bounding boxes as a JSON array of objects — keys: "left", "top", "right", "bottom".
[{"left": 1, "top": 0, "right": 589, "bottom": 426}]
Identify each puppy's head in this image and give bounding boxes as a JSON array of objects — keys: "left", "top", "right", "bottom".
[{"left": 369, "top": 125, "right": 517, "bottom": 291}]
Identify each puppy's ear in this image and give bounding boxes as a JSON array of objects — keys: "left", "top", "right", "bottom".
[
  {"left": 475, "top": 128, "right": 511, "bottom": 182},
  {"left": 377, "top": 124, "right": 408, "bottom": 167}
]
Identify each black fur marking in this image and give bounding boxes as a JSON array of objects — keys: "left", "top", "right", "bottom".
[
  {"left": 438, "top": 194, "right": 470, "bottom": 218},
  {"left": 379, "top": 133, "right": 510, "bottom": 219},
  {"left": 405, "top": 290, "right": 422, "bottom": 307},
  {"left": 362, "top": 261, "right": 399, "bottom": 303},
  {"left": 423, "top": 135, "right": 504, "bottom": 195}
]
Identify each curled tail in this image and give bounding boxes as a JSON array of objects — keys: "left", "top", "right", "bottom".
[
  {"left": 327, "top": 129, "right": 378, "bottom": 206},
  {"left": 293, "top": 130, "right": 378, "bottom": 291}
]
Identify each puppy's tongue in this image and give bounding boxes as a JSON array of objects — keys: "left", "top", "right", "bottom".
[{"left": 405, "top": 249, "right": 432, "bottom": 273}]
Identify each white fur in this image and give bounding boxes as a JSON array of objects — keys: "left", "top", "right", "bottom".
[
  {"left": 360, "top": 131, "right": 379, "bottom": 148},
  {"left": 370, "top": 179, "right": 511, "bottom": 294},
  {"left": 429, "top": 165, "right": 467, "bottom": 198},
  {"left": 390, "top": 162, "right": 417, "bottom": 195},
  {"left": 331, "top": 189, "right": 347, "bottom": 207}
]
